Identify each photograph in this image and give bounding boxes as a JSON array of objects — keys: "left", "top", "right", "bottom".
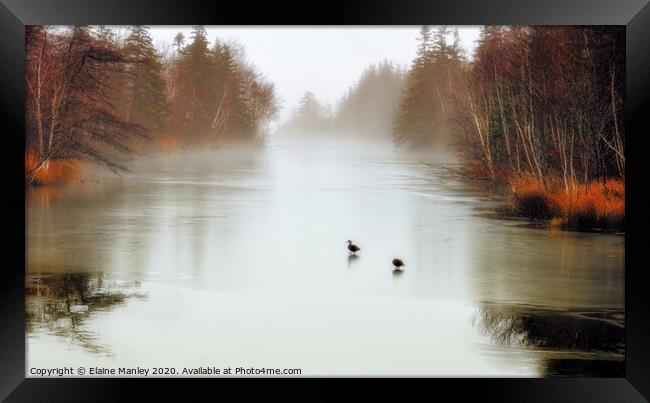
[{"left": 23, "top": 24, "right": 627, "bottom": 378}]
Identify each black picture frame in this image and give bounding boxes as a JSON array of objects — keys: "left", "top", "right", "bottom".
[{"left": 2, "top": 0, "right": 649, "bottom": 401}]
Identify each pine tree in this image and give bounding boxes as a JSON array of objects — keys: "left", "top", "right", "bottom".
[
  {"left": 173, "top": 32, "right": 185, "bottom": 53},
  {"left": 477, "top": 26, "right": 505, "bottom": 47},
  {"left": 334, "top": 60, "right": 405, "bottom": 138},
  {"left": 96, "top": 26, "right": 117, "bottom": 45},
  {"left": 278, "top": 91, "right": 329, "bottom": 135},
  {"left": 450, "top": 28, "right": 464, "bottom": 62},
  {"left": 296, "top": 91, "right": 324, "bottom": 129},
  {"left": 392, "top": 26, "right": 441, "bottom": 147},
  {"left": 415, "top": 25, "right": 434, "bottom": 66},
  {"left": 432, "top": 26, "right": 450, "bottom": 63},
  {"left": 392, "top": 26, "right": 468, "bottom": 148},
  {"left": 169, "top": 32, "right": 278, "bottom": 142},
  {"left": 122, "top": 26, "right": 168, "bottom": 132},
  {"left": 171, "top": 25, "right": 218, "bottom": 136}
]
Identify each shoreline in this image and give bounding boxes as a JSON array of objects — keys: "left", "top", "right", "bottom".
[
  {"left": 27, "top": 149, "right": 625, "bottom": 235},
  {"left": 443, "top": 164, "right": 625, "bottom": 235}
]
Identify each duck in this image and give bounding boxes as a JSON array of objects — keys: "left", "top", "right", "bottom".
[
  {"left": 392, "top": 258, "right": 405, "bottom": 271},
  {"left": 346, "top": 240, "right": 360, "bottom": 255}
]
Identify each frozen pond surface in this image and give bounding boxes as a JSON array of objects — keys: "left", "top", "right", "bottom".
[{"left": 26, "top": 139, "right": 624, "bottom": 377}]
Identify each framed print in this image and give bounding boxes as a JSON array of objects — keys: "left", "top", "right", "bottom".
[{"left": 1, "top": 0, "right": 649, "bottom": 401}]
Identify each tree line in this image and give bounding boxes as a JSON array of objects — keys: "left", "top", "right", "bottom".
[
  {"left": 336, "top": 60, "right": 406, "bottom": 139},
  {"left": 25, "top": 25, "right": 279, "bottom": 185},
  {"left": 391, "top": 25, "right": 624, "bottom": 229},
  {"left": 167, "top": 26, "right": 279, "bottom": 142},
  {"left": 277, "top": 60, "right": 405, "bottom": 138},
  {"left": 276, "top": 27, "right": 463, "bottom": 145},
  {"left": 392, "top": 26, "right": 466, "bottom": 148},
  {"left": 390, "top": 25, "right": 624, "bottom": 190},
  {"left": 451, "top": 26, "right": 624, "bottom": 191},
  {"left": 26, "top": 25, "right": 625, "bottom": 196}
]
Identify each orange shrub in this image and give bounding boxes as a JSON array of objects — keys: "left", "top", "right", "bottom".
[
  {"left": 25, "top": 151, "right": 38, "bottom": 176},
  {"left": 25, "top": 152, "right": 81, "bottom": 186},
  {"left": 551, "top": 179, "right": 624, "bottom": 231},
  {"left": 510, "top": 175, "right": 624, "bottom": 231}
]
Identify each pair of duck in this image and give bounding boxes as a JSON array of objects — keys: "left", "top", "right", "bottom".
[{"left": 346, "top": 240, "right": 405, "bottom": 272}]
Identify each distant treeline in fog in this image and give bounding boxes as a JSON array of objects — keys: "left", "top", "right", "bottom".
[
  {"left": 25, "top": 25, "right": 279, "bottom": 185},
  {"left": 277, "top": 61, "right": 406, "bottom": 139},
  {"left": 277, "top": 27, "right": 465, "bottom": 146}
]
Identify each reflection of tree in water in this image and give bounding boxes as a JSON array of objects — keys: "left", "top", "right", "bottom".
[
  {"left": 473, "top": 303, "right": 625, "bottom": 377},
  {"left": 26, "top": 273, "right": 147, "bottom": 356}
]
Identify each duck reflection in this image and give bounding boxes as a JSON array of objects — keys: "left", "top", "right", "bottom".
[
  {"left": 347, "top": 254, "right": 359, "bottom": 268},
  {"left": 472, "top": 303, "right": 624, "bottom": 377},
  {"left": 26, "top": 273, "right": 147, "bottom": 356}
]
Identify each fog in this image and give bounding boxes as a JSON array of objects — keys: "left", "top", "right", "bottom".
[{"left": 148, "top": 26, "right": 481, "bottom": 123}]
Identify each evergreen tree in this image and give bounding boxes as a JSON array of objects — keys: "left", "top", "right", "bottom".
[
  {"left": 296, "top": 91, "right": 325, "bottom": 129},
  {"left": 476, "top": 26, "right": 506, "bottom": 50},
  {"left": 173, "top": 32, "right": 185, "bottom": 53},
  {"left": 278, "top": 91, "right": 329, "bottom": 135},
  {"left": 96, "top": 26, "right": 117, "bottom": 45},
  {"left": 169, "top": 32, "right": 279, "bottom": 142},
  {"left": 416, "top": 25, "right": 434, "bottom": 65},
  {"left": 392, "top": 26, "right": 441, "bottom": 147},
  {"left": 334, "top": 60, "right": 405, "bottom": 138},
  {"left": 122, "top": 26, "right": 168, "bottom": 131},
  {"left": 171, "top": 25, "right": 218, "bottom": 135},
  {"left": 392, "top": 25, "right": 466, "bottom": 148},
  {"left": 433, "top": 26, "right": 450, "bottom": 63},
  {"left": 450, "top": 28, "right": 465, "bottom": 63}
]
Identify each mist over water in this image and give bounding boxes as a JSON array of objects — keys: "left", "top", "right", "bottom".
[{"left": 26, "top": 136, "right": 624, "bottom": 376}]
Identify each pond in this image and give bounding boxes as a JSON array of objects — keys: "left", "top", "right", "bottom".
[{"left": 26, "top": 138, "right": 624, "bottom": 376}]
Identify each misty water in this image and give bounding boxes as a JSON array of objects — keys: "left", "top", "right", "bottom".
[{"left": 26, "top": 138, "right": 624, "bottom": 377}]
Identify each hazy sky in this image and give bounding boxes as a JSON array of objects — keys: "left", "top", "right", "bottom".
[{"left": 148, "top": 26, "right": 481, "bottom": 123}]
